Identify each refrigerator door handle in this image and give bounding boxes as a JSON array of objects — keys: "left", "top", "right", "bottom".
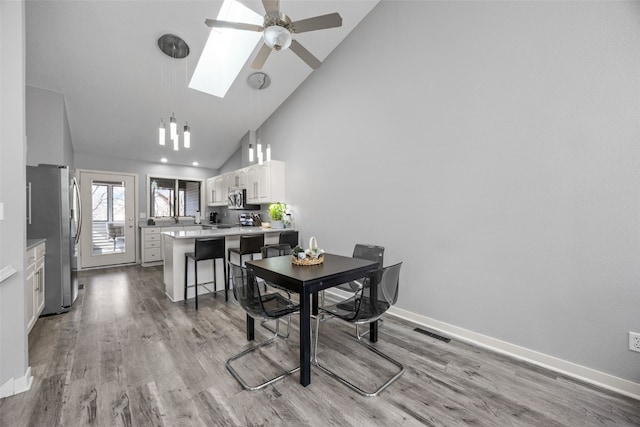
[
  {"left": 27, "top": 182, "right": 32, "bottom": 225},
  {"left": 73, "top": 177, "right": 82, "bottom": 244}
]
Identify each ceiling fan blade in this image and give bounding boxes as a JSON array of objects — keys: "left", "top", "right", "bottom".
[
  {"left": 205, "top": 19, "right": 264, "bottom": 32},
  {"left": 262, "top": 0, "right": 280, "bottom": 17},
  {"left": 289, "top": 40, "right": 321, "bottom": 69},
  {"left": 291, "top": 13, "right": 342, "bottom": 34},
  {"left": 251, "top": 43, "right": 272, "bottom": 70}
]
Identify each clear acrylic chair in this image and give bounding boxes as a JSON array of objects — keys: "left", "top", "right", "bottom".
[
  {"left": 313, "top": 262, "right": 404, "bottom": 397},
  {"left": 226, "top": 262, "right": 300, "bottom": 391}
]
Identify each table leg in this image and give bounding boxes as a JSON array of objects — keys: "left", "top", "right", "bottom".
[
  {"left": 312, "top": 291, "right": 319, "bottom": 315},
  {"left": 246, "top": 313, "right": 254, "bottom": 341},
  {"left": 370, "top": 320, "right": 378, "bottom": 343},
  {"left": 300, "top": 290, "right": 311, "bottom": 386}
]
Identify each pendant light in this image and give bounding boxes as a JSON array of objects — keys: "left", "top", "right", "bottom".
[
  {"left": 159, "top": 119, "right": 166, "bottom": 145},
  {"left": 184, "top": 123, "right": 190, "bottom": 148}
]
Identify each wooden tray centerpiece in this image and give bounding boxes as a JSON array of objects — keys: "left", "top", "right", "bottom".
[{"left": 292, "top": 237, "right": 325, "bottom": 266}]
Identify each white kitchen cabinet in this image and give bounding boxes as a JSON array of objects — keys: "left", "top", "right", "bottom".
[
  {"left": 26, "top": 242, "right": 46, "bottom": 333},
  {"left": 141, "top": 227, "right": 162, "bottom": 266},
  {"left": 246, "top": 160, "right": 285, "bottom": 204},
  {"left": 206, "top": 177, "right": 216, "bottom": 206},
  {"left": 141, "top": 225, "right": 203, "bottom": 266}
]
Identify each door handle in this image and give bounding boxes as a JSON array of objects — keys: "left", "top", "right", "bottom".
[{"left": 27, "top": 182, "right": 32, "bottom": 225}]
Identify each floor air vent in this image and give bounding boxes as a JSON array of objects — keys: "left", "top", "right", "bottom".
[{"left": 414, "top": 327, "right": 451, "bottom": 343}]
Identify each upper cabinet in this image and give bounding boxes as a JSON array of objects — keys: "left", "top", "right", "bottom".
[
  {"left": 207, "top": 174, "right": 229, "bottom": 206},
  {"left": 206, "top": 160, "right": 285, "bottom": 207},
  {"left": 246, "top": 161, "right": 285, "bottom": 204}
]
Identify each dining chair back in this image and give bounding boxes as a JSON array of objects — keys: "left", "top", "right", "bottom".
[
  {"left": 226, "top": 262, "right": 300, "bottom": 391},
  {"left": 227, "top": 234, "right": 265, "bottom": 301},
  {"left": 278, "top": 230, "right": 299, "bottom": 248},
  {"left": 313, "top": 262, "right": 404, "bottom": 397},
  {"left": 261, "top": 243, "right": 292, "bottom": 258}
]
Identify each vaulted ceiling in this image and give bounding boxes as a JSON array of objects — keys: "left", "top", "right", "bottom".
[{"left": 25, "top": 1, "right": 378, "bottom": 169}]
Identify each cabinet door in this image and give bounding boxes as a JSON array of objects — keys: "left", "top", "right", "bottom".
[
  {"left": 214, "top": 176, "right": 227, "bottom": 204},
  {"left": 246, "top": 167, "right": 258, "bottom": 202},
  {"left": 233, "top": 170, "right": 247, "bottom": 188},
  {"left": 26, "top": 264, "right": 36, "bottom": 332},
  {"left": 35, "top": 257, "right": 45, "bottom": 315},
  {"left": 206, "top": 177, "right": 216, "bottom": 205},
  {"left": 255, "top": 164, "right": 270, "bottom": 202}
]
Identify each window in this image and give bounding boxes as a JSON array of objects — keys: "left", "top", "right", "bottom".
[
  {"left": 150, "top": 177, "right": 201, "bottom": 217},
  {"left": 92, "top": 181, "right": 124, "bottom": 222}
]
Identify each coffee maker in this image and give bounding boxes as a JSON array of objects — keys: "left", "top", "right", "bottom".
[{"left": 208, "top": 211, "right": 218, "bottom": 224}]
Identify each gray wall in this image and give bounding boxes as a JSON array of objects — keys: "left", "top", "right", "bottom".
[
  {"left": 26, "top": 85, "right": 74, "bottom": 168},
  {"left": 0, "top": 0, "right": 28, "bottom": 391},
  {"left": 74, "top": 153, "right": 217, "bottom": 220},
  {"left": 251, "top": 1, "right": 640, "bottom": 383}
]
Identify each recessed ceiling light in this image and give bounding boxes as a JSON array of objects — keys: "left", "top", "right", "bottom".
[
  {"left": 161, "top": 158, "right": 168, "bottom": 163},
  {"left": 192, "top": 161, "right": 199, "bottom": 166}
]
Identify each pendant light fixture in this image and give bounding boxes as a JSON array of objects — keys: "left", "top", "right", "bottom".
[
  {"left": 157, "top": 34, "right": 192, "bottom": 151},
  {"left": 247, "top": 72, "right": 273, "bottom": 164},
  {"left": 158, "top": 119, "right": 166, "bottom": 145}
]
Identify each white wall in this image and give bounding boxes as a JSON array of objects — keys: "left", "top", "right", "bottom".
[
  {"left": 0, "top": 0, "right": 30, "bottom": 396},
  {"left": 255, "top": 1, "right": 640, "bottom": 384},
  {"left": 26, "top": 85, "right": 74, "bottom": 168}
]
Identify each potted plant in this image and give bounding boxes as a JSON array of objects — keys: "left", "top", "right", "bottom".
[{"left": 268, "top": 202, "right": 287, "bottom": 229}]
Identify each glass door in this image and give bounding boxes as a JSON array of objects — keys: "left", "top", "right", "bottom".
[{"left": 79, "top": 171, "right": 136, "bottom": 268}]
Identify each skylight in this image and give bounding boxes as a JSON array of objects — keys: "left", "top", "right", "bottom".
[{"left": 189, "top": 0, "right": 263, "bottom": 98}]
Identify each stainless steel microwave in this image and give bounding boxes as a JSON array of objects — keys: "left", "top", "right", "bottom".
[{"left": 228, "top": 188, "right": 259, "bottom": 210}]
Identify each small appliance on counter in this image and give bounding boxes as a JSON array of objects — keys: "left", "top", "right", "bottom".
[
  {"left": 209, "top": 211, "right": 218, "bottom": 224},
  {"left": 239, "top": 213, "right": 261, "bottom": 226}
]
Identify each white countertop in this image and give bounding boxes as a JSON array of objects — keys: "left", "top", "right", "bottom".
[{"left": 162, "top": 226, "right": 286, "bottom": 240}]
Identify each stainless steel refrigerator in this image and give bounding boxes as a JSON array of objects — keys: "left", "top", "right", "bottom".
[{"left": 27, "top": 164, "right": 81, "bottom": 315}]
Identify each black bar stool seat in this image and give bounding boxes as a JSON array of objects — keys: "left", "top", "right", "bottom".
[{"left": 185, "top": 237, "right": 226, "bottom": 309}]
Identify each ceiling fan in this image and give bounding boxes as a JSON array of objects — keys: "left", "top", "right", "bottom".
[{"left": 205, "top": 0, "right": 342, "bottom": 70}]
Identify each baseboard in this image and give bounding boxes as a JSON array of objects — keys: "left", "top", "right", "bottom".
[
  {"left": 0, "top": 366, "right": 33, "bottom": 398},
  {"left": 387, "top": 305, "right": 640, "bottom": 401}
]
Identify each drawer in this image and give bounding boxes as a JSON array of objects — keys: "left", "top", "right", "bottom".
[
  {"left": 145, "top": 234, "right": 160, "bottom": 242},
  {"left": 144, "top": 247, "right": 162, "bottom": 262},
  {"left": 35, "top": 243, "right": 46, "bottom": 259},
  {"left": 144, "top": 227, "right": 161, "bottom": 235},
  {"left": 26, "top": 247, "right": 37, "bottom": 265},
  {"left": 145, "top": 240, "right": 161, "bottom": 249}
]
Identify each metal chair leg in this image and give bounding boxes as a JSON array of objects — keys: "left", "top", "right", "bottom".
[
  {"left": 226, "top": 316, "right": 299, "bottom": 391},
  {"left": 313, "top": 313, "right": 404, "bottom": 397}
]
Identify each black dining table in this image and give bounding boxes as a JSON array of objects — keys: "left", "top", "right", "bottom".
[{"left": 246, "top": 253, "right": 379, "bottom": 387}]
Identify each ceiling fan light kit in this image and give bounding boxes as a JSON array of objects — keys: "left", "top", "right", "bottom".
[{"left": 264, "top": 25, "right": 291, "bottom": 51}]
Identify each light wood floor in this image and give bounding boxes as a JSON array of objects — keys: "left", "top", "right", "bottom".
[{"left": 1, "top": 265, "right": 639, "bottom": 426}]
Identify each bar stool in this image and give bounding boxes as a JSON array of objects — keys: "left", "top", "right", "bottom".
[
  {"left": 227, "top": 234, "right": 264, "bottom": 300},
  {"left": 279, "top": 230, "right": 299, "bottom": 248},
  {"left": 184, "top": 237, "right": 226, "bottom": 309}
]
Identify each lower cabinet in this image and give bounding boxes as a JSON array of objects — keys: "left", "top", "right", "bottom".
[
  {"left": 26, "top": 242, "right": 46, "bottom": 333},
  {"left": 141, "top": 225, "right": 202, "bottom": 266}
]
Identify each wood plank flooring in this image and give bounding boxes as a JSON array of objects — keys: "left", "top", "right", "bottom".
[{"left": 1, "top": 264, "right": 639, "bottom": 426}]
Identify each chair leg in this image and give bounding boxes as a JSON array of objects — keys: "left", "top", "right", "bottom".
[
  {"left": 184, "top": 255, "right": 188, "bottom": 302},
  {"left": 313, "top": 313, "right": 404, "bottom": 397},
  {"left": 213, "top": 259, "right": 217, "bottom": 293},
  {"left": 226, "top": 317, "right": 299, "bottom": 391},
  {"left": 195, "top": 260, "right": 198, "bottom": 310}
]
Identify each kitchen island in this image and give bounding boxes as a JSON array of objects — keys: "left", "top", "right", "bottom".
[{"left": 162, "top": 226, "right": 286, "bottom": 302}]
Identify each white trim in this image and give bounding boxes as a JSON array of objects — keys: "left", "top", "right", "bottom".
[
  {"left": 0, "top": 264, "right": 17, "bottom": 283},
  {"left": 387, "top": 304, "right": 640, "bottom": 401},
  {"left": 0, "top": 366, "right": 33, "bottom": 398},
  {"left": 324, "top": 289, "right": 640, "bottom": 401}
]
